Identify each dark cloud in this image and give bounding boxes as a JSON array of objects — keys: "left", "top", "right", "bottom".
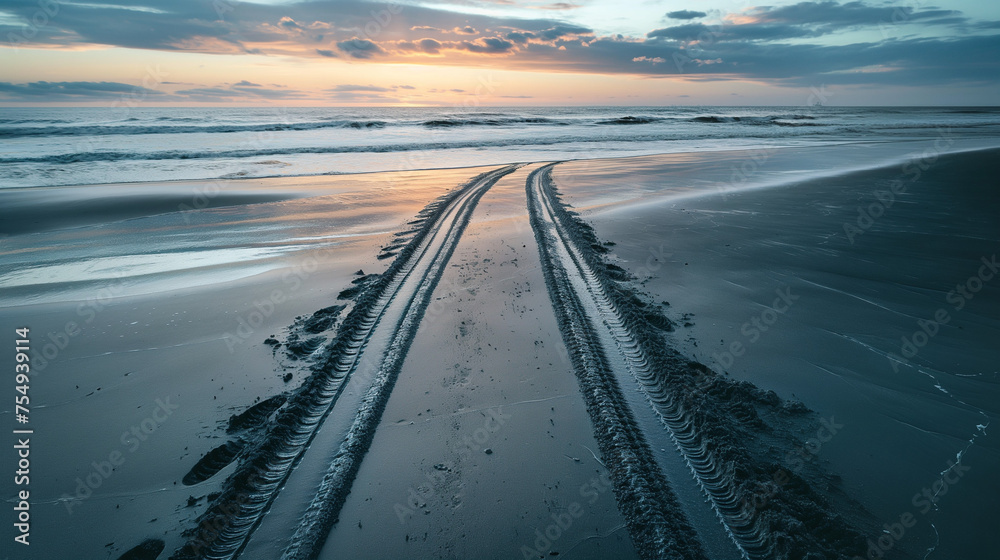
[
  {"left": 420, "top": 38, "right": 443, "bottom": 51},
  {"left": 459, "top": 37, "right": 515, "bottom": 54},
  {"left": 537, "top": 24, "right": 592, "bottom": 40},
  {"left": 0, "top": 0, "right": 587, "bottom": 54},
  {"left": 666, "top": 10, "right": 707, "bottom": 20},
  {"left": 173, "top": 87, "right": 236, "bottom": 97},
  {"left": 415, "top": 38, "right": 444, "bottom": 53},
  {"left": 0, "top": 0, "right": 997, "bottom": 93},
  {"left": 328, "top": 84, "right": 393, "bottom": 92},
  {"left": 506, "top": 31, "right": 536, "bottom": 44},
  {"left": 535, "top": 3, "right": 582, "bottom": 9},
  {"left": 648, "top": 22, "right": 822, "bottom": 41},
  {"left": 325, "top": 90, "right": 400, "bottom": 102},
  {"left": 750, "top": 1, "right": 959, "bottom": 26},
  {"left": 233, "top": 80, "right": 261, "bottom": 87},
  {"left": 649, "top": 1, "right": 972, "bottom": 43},
  {"left": 177, "top": 84, "right": 306, "bottom": 99},
  {"left": 0, "top": 81, "right": 166, "bottom": 100},
  {"left": 397, "top": 38, "right": 445, "bottom": 54},
  {"left": 521, "top": 32, "right": 1000, "bottom": 88},
  {"left": 337, "top": 38, "right": 385, "bottom": 58}
]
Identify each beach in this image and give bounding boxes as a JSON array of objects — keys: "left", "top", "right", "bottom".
[{"left": 2, "top": 113, "right": 999, "bottom": 560}]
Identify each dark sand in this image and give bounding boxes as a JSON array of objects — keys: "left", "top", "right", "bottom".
[
  {"left": 557, "top": 147, "right": 1000, "bottom": 560},
  {"left": 2, "top": 141, "right": 998, "bottom": 560},
  {"left": 317, "top": 164, "right": 635, "bottom": 560}
]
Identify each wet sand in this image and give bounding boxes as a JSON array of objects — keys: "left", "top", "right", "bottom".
[
  {"left": 558, "top": 147, "right": 1000, "bottom": 560},
  {"left": 2, "top": 141, "right": 998, "bottom": 560},
  {"left": 320, "top": 164, "right": 635, "bottom": 560}
]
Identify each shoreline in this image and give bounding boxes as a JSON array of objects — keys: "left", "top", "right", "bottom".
[
  {"left": 3, "top": 135, "right": 995, "bottom": 192},
  {"left": 2, "top": 142, "right": 998, "bottom": 559}
]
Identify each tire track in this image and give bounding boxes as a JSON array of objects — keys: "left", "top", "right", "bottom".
[
  {"left": 526, "top": 163, "right": 712, "bottom": 560},
  {"left": 171, "top": 164, "right": 518, "bottom": 560},
  {"left": 527, "top": 163, "right": 869, "bottom": 560}
]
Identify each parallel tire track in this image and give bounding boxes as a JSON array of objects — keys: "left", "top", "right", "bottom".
[{"left": 172, "top": 164, "right": 518, "bottom": 560}]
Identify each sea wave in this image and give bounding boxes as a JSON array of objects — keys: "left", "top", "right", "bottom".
[
  {"left": 595, "top": 116, "right": 665, "bottom": 125},
  {"left": 0, "top": 120, "right": 389, "bottom": 138},
  {"left": 420, "top": 116, "right": 564, "bottom": 127},
  {"left": 690, "top": 114, "right": 819, "bottom": 125},
  {"left": 0, "top": 137, "right": 596, "bottom": 164},
  {"left": 0, "top": 132, "right": 797, "bottom": 164}
]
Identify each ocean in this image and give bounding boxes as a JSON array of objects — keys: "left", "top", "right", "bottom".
[
  {"left": 4, "top": 105, "right": 1000, "bottom": 188},
  {"left": 2, "top": 106, "right": 999, "bottom": 560}
]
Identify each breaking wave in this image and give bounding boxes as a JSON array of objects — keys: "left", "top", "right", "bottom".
[{"left": 0, "top": 120, "right": 389, "bottom": 138}]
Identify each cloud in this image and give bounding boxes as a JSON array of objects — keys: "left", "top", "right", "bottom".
[
  {"left": 666, "top": 10, "right": 707, "bottom": 20},
  {"left": 459, "top": 36, "right": 515, "bottom": 54},
  {"left": 337, "top": 38, "right": 385, "bottom": 59},
  {"left": 279, "top": 16, "right": 302, "bottom": 29},
  {"left": 648, "top": 1, "right": 982, "bottom": 44},
  {"left": 506, "top": 31, "right": 536, "bottom": 44},
  {"left": 397, "top": 38, "right": 444, "bottom": 54},
  {"left": 328, "top": 84, "right": 394, "bottom": 92},
  {"left": 748, "top": 1, "right": 959, "bottom": 26},
  {"left": 0, "top": 80, "right": 167, "bottom": 100},
  {"left": 648, "top": 22, "right": 822, "bottom": 42},
  {"left": 0, "top": 0, "right": 997, "bottom": 93},
  {"left": 325, "top": 88, "right": 400, "bottom": 102},
  {"left": 176, "top": 83, "right": 306, "bottom": 100},
  {"left": 534, "top": 3, "right": 583, "bottom": 9},
  {"left": 537, "top": 24, "right": 592, "bottom": 40}
]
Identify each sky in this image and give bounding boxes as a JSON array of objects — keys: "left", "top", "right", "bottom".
[{"left": 0, "top": 0, "right": 998, "bottom": 105}]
